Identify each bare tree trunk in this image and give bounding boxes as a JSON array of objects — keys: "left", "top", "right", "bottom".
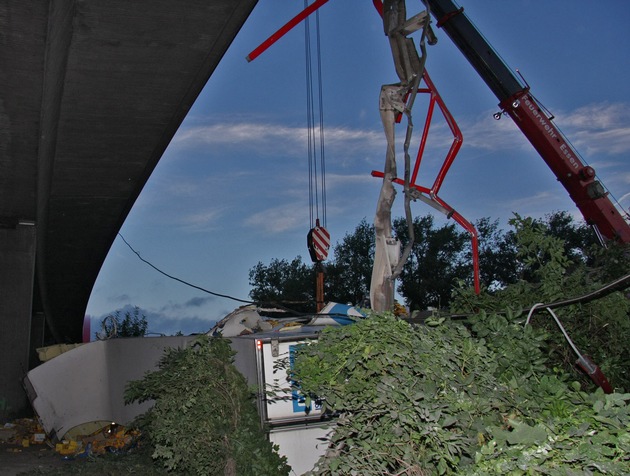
[
  {"left": 371, "top": 0, "right": 431, "bottom": 312},
  {"left": 371, "top": 94, "right": 399, "bottom": 312}
]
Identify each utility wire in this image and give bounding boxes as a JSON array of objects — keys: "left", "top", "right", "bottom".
[
  {"left": 118, "top": 233, "right": 253, "bottom": 304},
  {"left": 117, "top": 233, "right": 362, "bottom": 320},
  {"left": 420, "top": 273, "right": 630, "bottom": 322}
]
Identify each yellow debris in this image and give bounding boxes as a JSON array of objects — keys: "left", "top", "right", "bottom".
[{"left": 55, "top": 439, "right": 80, "bottom": 456}]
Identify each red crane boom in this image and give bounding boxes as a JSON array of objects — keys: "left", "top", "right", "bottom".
[{"left": 424, "top": 0, "right": 630, "bottom": 243}]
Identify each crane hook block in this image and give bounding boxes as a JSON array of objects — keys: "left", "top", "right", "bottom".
[{"left": 307, "top": 222, "right": 330, "bottom": 263}]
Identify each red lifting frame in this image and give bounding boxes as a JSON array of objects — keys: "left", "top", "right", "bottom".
[
  {"left": 248, "top": 0, "right": 480, "bottom": 293},
  {"left": 371, "top": 70, "right": 480, "bottom": 294}
]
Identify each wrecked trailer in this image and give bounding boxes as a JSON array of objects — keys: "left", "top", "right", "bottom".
[{"left": 24, "top": 302, "right": 363, "bottom": 474}]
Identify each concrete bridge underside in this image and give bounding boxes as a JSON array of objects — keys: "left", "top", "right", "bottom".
[{"left": 0, "top": 0, "right": 258, "bottom": 418}]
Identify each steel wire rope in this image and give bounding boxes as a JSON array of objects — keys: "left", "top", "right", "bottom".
[
  {"left": 315, "top": 8, "right": 327, "bottom": 227},
  {"left": 304, "top": 3, "right": 316, "bottom": 228},
  {"left": 304, "top": 1, "right": 327, "bottom": 228}
]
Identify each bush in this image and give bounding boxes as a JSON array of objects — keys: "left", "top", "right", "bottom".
[
  {"left": 452, "top": 215, "right": 630, "bottom": 391},
  {"left": 125, "top": 336, "right": 290, "bottom": 476},
  {"left": 290, "top": 313, "right": 630, "bottom": 475},
  {"left": 99, "top": 306, "right": 148, "bottom": 338}
]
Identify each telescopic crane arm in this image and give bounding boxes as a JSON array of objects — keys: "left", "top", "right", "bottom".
[{"left": 423, "top": 0, "right": 630, "bottom": 243}]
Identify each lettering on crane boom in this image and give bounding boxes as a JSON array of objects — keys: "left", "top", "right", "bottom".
[{"left": 523, "top": 98, "right": 579, "bottom": 171}]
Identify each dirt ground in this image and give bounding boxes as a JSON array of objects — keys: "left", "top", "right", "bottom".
[
  {"left": 0, "top": 418, "right": 77, "bottom": 475},
  {"left": 0, "top": 441, "right": 68, "bottom": 476},
  {"left": 0, "top": 418, "right": 161, "bottom": 476}
]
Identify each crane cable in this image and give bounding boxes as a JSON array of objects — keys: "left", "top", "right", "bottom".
[{"left": 304, "top": 1, "right": 327, "bottom": 229}]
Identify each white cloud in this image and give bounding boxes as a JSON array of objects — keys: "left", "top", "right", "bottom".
[
  {"left": 504, "top": 190, "right": 561, "bottom": 218},
  {"left": 547, "top": 102, "right": 630, "bottom": 156},
  {"left": 243, "top": 202, "right": 309, "bottom": 233},
  {"left": 170, "top": 110, "right": 530, "bottom": 167},
  {"left": 107, "top": 294, "right": 131, "bottom": 304},
  {"left": 571, "top": 127, "right": 630, "bottom": 156},
  {"left": 177, "top": 207, "right": 227, "bottom": 231},
  {"left": 184, "top": 296, "right": 215, "bottom": 308},
  {"left": 324, "top": 172, "right": 376, "bottom": 187},
  {"left": 559, "top": 102, "right": 629, "bottom": 130},
  {"left": 423, "top": 101, "right": 630, "bottom": 158},
  {"left": 172, "top": 121, "right": 386, "bottom": 160},
  {"left": 162, "top": 180, "right": 203, "bottom": 198},
  {"left": 89, "top": 302, "right": 215, "bottom": 337},
  {"left": 460, "top": 112, "right": 527, "bottom": 151},
  {"left": 160, "top": 101, "right": 629, "bottom": 225}
]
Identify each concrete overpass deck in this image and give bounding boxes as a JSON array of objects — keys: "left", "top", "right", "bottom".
[{"left": 0, "top": 0, "right": 258, "bottom": 418}]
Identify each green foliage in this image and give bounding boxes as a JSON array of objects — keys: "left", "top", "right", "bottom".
[
  {"left": 293, "top": 313, "right": 502, "bottom": 474},
  {"left": 393, "top": 215, "right": 469, "bottom": 310},
  {"left": 325, "top": 218, "right": 375, "bottom": 305},
  {"left": 247, "top": 214, "right": 520, "bottom": 311},
  {"left": 248, "top": 256, "right": 315, "bottom": 312},
  {"left": 99, "top": 306, "right": 148, "bottom": 338},
  {"left": 511, "top": 214, "right": 571, "bottom": 298},
  {"left": 472, "top": 388, "right": 630, "bottom": 475},
  {"left": 392, "top": 214, "right": 524, "bottom": 307},
  {"left": 452, "top": 214, "right": 630, "bottom": 391},
  {"left": 290, "top": 313, "right": 630, "bottom": 475},
  {"left": 541, "top": 210, "right": 599, "bottom": 265},
  {"left": 125, "top": 336, "right": 290, "bottom": 476},
  {"left": 246, "top": 211, "right": 620, "bottom": 316},
  {"left": 474, "top": 217, "right": 518, "bottom": 290},
  {"left": 247, "top": 221, "right": 376, "bottom": 308}
]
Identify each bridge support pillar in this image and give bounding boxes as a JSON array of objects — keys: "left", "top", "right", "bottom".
[{"left": 0, "top": 225, "right": 36, "bottom": 420}]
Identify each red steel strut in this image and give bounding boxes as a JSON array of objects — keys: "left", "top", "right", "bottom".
[{"left": 371, "top": 69, "right": 480, "bottom": 294}]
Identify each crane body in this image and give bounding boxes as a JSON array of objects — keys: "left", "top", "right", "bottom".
[{"left": 425, "top": 0, "right": 630, "bottom": 243}]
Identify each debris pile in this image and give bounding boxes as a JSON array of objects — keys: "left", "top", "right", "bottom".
[
  {"left": 56, "top": 423, "right": 141, "bottom": 457},
  {"left": 1, "top": 418, "right": 47, "bottom": 449},
  {"left": 1, "top": 418, "right": 140, "bottom": 458}
]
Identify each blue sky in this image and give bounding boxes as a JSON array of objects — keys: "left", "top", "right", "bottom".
[{"left": 85, "top": 0, "right": 630, "bottom": 337}]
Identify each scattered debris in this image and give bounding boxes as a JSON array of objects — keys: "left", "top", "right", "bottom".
[
  {"left": 36, "top": 343, "right": 85, "bottom": 363},
  {"left": 54, "top": 423, "right": 141, "bottom": 458},
  {"left": 1, "top": 418, "right": 48, "bottom": 448},
  {"left": 1, "top": 417, "right": 140, "bottom": 461}
]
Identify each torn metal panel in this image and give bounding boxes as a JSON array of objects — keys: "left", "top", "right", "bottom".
[{"left": 24, "top": 336, "right": 196, "bottom": 440}]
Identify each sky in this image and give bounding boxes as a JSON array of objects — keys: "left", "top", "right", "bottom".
[{"left": 85, "top": 0, "right": 630, "bottom": 337}]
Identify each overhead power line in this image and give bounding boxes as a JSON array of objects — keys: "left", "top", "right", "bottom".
[
  {"left": 117, "top": 233, "right": 354, "bottom": 319},
  {"left": 118, "top": 233, "right": 253, "bottom": 304}
]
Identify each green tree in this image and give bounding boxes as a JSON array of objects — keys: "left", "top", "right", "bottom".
[
  {"left": 393, "top": 214, "right": 469, "bottom": 310},
  {"left": 248, "top": 256, "right": 315, "bottom": 312},
  {"left": 325, "top": 218, "right": 374, "bottom": 305},
  {"left": 540, "top": 210, "right": 599, "bottom": 265},
  {"left": 452, "top": 214, "right": 630, "bottom": 390},
  {"left": 474, "top": 217, "right": 518, "bottom": 290},
  {"left": 291, "top": 312, "right": 630, "bottom": 475},
  {"left": 125, "top": 336, "right": 290, "bottom": 475},
  {"left": 99, "top": 306, "right": 148, "bottom": 338},
  {"left": 246, "top": 212, "right": 601, "bottom": 314}
]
